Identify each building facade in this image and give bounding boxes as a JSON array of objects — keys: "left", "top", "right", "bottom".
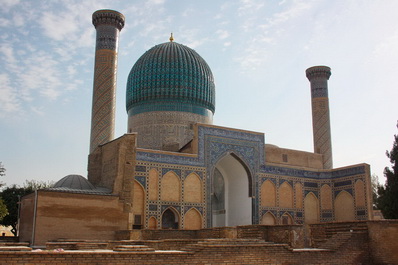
[{"left": 19, "top": 9, "right": 373, "bottom": 247}]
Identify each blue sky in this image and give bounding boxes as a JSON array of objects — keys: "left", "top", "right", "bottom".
[{"left": 0, "top": 0, "right": 397, "bottom": 186}]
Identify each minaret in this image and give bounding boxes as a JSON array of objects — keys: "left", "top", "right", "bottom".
[
  {"left": 306, "top": 66, "right": 333, "bottom": 169},
  {"left": 89, "top": 10, "right": 125, "bottom": 153}
]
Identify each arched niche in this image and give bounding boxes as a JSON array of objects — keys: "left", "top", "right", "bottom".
[
  {"left": 132, "top": 180, "right": 145, "bottom": 229},
  {"left": 184, "top": 208, "right": 202, "bottom": 230},
  {"left": 320, "top": 184, "right": 332, "bottom": 210},
  {"left": 161, "top": 208, "right": 179, "bottom": 229},
  {"left": 279, "top": 181, "right": 293, "bottom": 208},
  {"left": 148, "top": 216, "right": 157, "bottom": 230},
  {"left": 148, "top": 168, "right": 159, "bottom": 201},
  {"left": 335, "top": 190, "right": 355, "bottom": 221},
  {"left": 295, "top": 183, "right": 303, "bottom": 209},
  {"left": 212, "top": 153, "right": 252, "bottom": 227},
  {"left": 281, "top": 212, "right": 293, "bottom": 225},
  {"left": 261, "top": 212, "right": 276, "bottom": 225},
  {"left": 304, "top": 192, "right": 319, "bottom": 224},
  {"left": 261, "top": 180, "right": 276, "bottom": 207},
  {"left": 161, "top": 171, "right": 181, "bottom": 202},
  {"left": 184, "top": 173, "right": 202, "bottom": 203},
  {"left": 355, "top": 180, "right": 366, "bottom": 207}
]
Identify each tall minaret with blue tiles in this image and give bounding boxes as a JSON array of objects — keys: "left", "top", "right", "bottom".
[
  {"left": 306, "top": 66, "right": 333, "bottom": 169},
  {"left": 89, "top": 10, "right": 125, "bottom": 153}
]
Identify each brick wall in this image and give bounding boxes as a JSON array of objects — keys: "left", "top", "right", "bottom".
[
  {"left": 0, "top": 234, "right": 370, "bottom": 265},
  {"left": 310, "top": 220, "right": 398, "bottom": 264},
  {"left": 367, "top": 220, "right": 398, "bottom": 264}
]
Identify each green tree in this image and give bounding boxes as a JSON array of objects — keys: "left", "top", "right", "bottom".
[
  {"left": 0, "top": 185, "right": 32, "bottom": 235},
  {"left": 23, "top": 179, "right": 55, "bottom": 190},
  {"left": 371, "top": 174, "right": 381, "bottom": 210},
  {"left": 0, "top": 199, "right": 8, "bottom": 221},
  {"left": 0, "top": 180, "right": 53, "bottom": 235},
  {"left": 377, "top": 122, "right": 398, "bottom": 219}
]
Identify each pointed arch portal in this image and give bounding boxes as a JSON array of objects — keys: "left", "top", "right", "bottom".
[
  {"left": 212, "top": 153, "right": 252, "bottom": 227},
  {"left": 162, "top": 208, "right": 179, "bottom": 229}
]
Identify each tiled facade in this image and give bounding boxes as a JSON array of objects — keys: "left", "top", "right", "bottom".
[{"left": 124, "top": 123, "right": 373, "bottom": 229}]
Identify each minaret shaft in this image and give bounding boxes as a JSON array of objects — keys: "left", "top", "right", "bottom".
[
  {"left": 89, "top": 10, "right": 124, "bottom": 153},
  {"left": 306, "top": 66, "right": 333, "bottom": 169}
]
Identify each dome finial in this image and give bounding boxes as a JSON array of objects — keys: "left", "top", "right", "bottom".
[{"left": 169, "top": 32, "right": 174, "bottom": 42}]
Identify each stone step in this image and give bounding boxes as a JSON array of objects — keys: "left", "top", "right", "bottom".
[
  {"left": 0, "top": 246, "right": 32, "bottom": 252},
  {"left": 113, "top": 245, "right": 155, "bottom": 252}
]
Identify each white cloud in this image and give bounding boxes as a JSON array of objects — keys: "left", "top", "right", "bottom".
[
  {"left": 0, "top": 73, "right": 20, "bottom": 115},
  {"left": 0, "top": 0, "right": 20, "bottom": 11},
  {"left": 216, "top": 29, "right": 229, "bottom": 40},
  {"left": 30, "top": 106, "right": 45, "bottom": 116},
  {"left": 238, "top": 0, "right": 265, "bottom": 16},
  {"left": 262, "top": 0, "right": 311, "bottom": 29},
  {"left": 0, "top": 43, "right": 17, "bottom": 65},
  {"left": 40, "top": 11, "right": 79, "bottom": 41},
  {"left": 12, "top": 13, "right": 25, "bottom": 27},
  {"left": 236, "top": 0, "right": 313, "bottom": 72},
  {"left": 148, "top": 0, "right": 165, "bottom": 5},
  {"left": 0, "top": 17, "right": 11, "bottom": 27}
]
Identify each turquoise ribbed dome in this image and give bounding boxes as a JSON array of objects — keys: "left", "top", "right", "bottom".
[{"left": 126, "top": 41, "right": 215, "bottom": 116}]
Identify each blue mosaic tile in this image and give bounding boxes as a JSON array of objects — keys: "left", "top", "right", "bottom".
[
  {"left": 161, "top": 168, "right": 182, "bottom": 177},
  {"left": 322, "top": 212, "right": 333, "bottom": 218},
  {"left": 135, "top": 176, "right": 146, "bottom": 187},
  {"left": 296, "top": 212, "right": 303, "bottom": 218},
  {"left": 135, "top": 165, "right": 146, "bottom": 172},
  {"left": 334, "top": 180, "right": 352, "bottom": 187},
  {"left": 357, "top": 210, "right": 366, "bottom": 216},
  {"left": 161, "top": 205, "right": 181, "bottom": 213},
  {"left": 149, "top": 204, "right": 157, "bottom": 211},
  {"left": 304, "top": 190, "right": 318, "bottom": 197},
  {"left": 304, "top": 182, "right": 318, "bottom": 188},
  {"left": 334, "top": 188, "right": 353, "bottom": 197}
]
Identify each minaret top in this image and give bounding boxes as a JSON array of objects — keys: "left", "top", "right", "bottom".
[
  {"left": 306, "top": 66, "right": 331, "bottom": 81},
  {"left": 92, "top": 9, "right": 125, "bottom": 31}
]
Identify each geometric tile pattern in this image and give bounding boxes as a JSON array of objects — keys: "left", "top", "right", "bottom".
[
  {"left": 306, "top": 66, "right": 333, "bottom": 169},
  {"left": 90, "top": 10, "right": 124, "bottom": 153},
  {"left": 134, "top": 123, "right": 370, "bottom": 227}
]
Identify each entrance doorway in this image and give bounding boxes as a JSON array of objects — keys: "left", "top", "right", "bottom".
[{"left": 212, "top": 153, "right": 252, "bottom": 227}]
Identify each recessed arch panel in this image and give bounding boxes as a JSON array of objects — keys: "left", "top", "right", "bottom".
[
  {"left": 279, "top": 181, "right": 293, "bottom": 208},
  {"left": 304, "top": 192, "right": 319, "bottom": 224},
  {"left": 184, "top": 173, "right": 202, "bottom": 203},
  {"left": 184, "top": 208, "right": 202, "bottom": 230},
  {"left": 261, "top": 212, "right": 276, "bottom": 225},
  {"left": 320, "top": 184, "right": 332, "bottom": 210},
  {"left": 335, "top": 190, "right": 355, "bottom": 221},
  {"left": 261, "top": 180, "right": 276, "bottom": 207},
  {"left": 161, "top": 171, "right": 181, "bottom": 202},
  {"left": 148, "top": 168, "right": 159, "bottom": 201}
]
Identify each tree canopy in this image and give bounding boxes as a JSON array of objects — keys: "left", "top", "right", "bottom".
[{"left": 377, "top": 122, "right": 398, "bottom": 219}]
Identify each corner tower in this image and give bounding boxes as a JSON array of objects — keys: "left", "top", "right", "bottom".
[
  {"left": 126, "top": 37, "right": 215, "bottom": 151},
  {"left": 306, "top": 66, "right": 333, "bottom": 169},
  {"left": 89, "top": 10, "right": 125, "bottom": 153}
]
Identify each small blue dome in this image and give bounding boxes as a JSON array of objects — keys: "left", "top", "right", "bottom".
[{"left": 126, "top": 41, "right": 215, "bottom": 117}]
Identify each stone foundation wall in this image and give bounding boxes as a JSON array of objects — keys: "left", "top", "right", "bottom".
[
  {"left": 0, "top": 233, "right": 370, "bottom": 265},
  {"left": 367, "top": 220, "right": 398, "bottom": 264}
]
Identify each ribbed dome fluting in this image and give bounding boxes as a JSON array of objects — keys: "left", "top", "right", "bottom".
[{"left": 126, "top": 41, "right": 215, "bottom": 116}]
